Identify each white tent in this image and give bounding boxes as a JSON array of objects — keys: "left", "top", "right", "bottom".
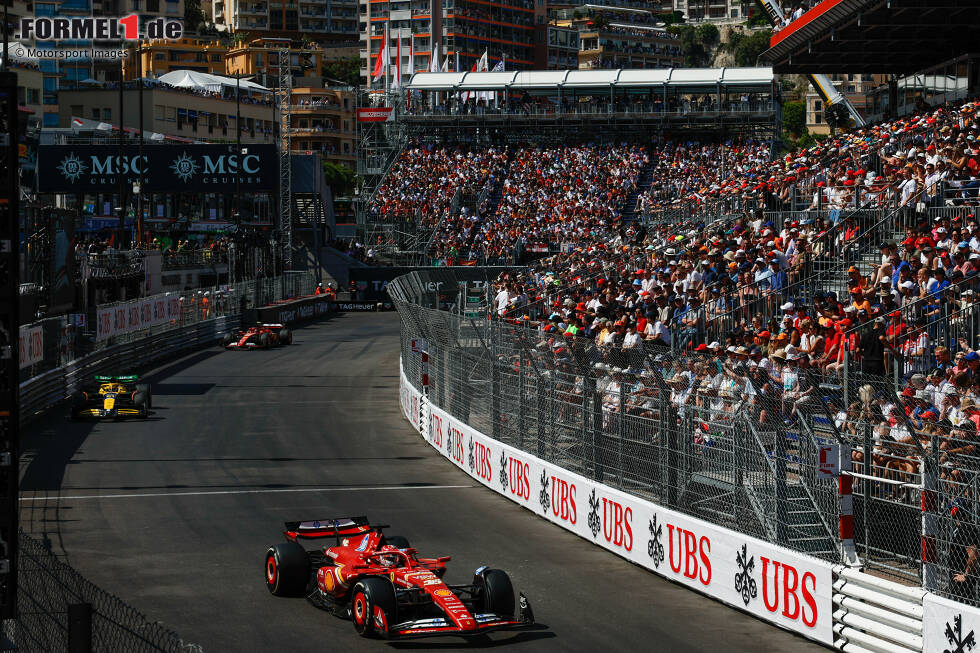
[{"left": 157, "top": 70, "right": 271, "bottom": 94}]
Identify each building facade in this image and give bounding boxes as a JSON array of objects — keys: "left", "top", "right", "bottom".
[
  {"left": 57, "top": 86, "right": 278, "bottom": 143},
  {"left": 211, "top": 0, "right": 358, "bottom": 38},
  {"left": 360, "top": 0, "right": 547, "bottom": 88},
  {"left": 124, "top": 37, "right": 230, "bottom": 80},
  {"left": 289, "top": 87, "right": 357, "bottom": 168},
  {"left": 672, "top": 0, "right": 751, "bottom": 21},
  {"left": 225, "top": 38, "right": 330, "bottom": 88}
]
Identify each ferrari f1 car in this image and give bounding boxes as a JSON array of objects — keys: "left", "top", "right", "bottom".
[
  {"left": 223, "top": 323, "right": 292, "bottom": 349},
  {"left": 70, "top": 374, "right": 152, "bottom": 420},
  {"left": 264, "top": 516, "right": 534, "bottom": 639}
]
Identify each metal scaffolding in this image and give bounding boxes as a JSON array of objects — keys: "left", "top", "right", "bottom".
[{"left": 277, "top": 47, "right": 293, "bottom": 270}]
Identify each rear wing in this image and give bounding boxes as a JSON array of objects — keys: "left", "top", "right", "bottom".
[
  {"left": 95, "top": 374, "right": 138, "bottom": 383},
  {"left": 284, "top": 516, "right": 373, "bottom": 540},
  {"left": 261, "top": 323, "right": 286, "bottom": 329}
]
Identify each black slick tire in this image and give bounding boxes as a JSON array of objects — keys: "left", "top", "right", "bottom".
[
  {"left": 350, "top": 577, "right": 397, "bottom": 637},
  {"left": 265, "top": 541, "right": 310, "bottom": 597},
  {"left": 477, "top": 569, "right": 515, "bottom": 617}
]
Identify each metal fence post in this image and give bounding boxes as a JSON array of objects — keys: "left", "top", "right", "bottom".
[
  {"left": 68, "top": 602, "right": 92, "bottom": 653},
  {"left": 518, "top": 348, "right": 525, "bottom": 450},
  {"left": 863, "top": 421, "right": 873, "bottom": 564},
  {"left": 921, "top": 434, "right": 939, "bottom": 592},
  {"left": 666, "top": 411, "right": 680, "bottom": 510},
  {"left": 618, "top": 381, "right": 626, "bottom": 490},
  {"left": 490, "top": 325, "right": 501, "bottom": 442},
  {"left": 774, "top": 423, "right": 788, "bottom": 546}
]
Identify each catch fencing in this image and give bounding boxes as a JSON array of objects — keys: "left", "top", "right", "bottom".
[
  {"left": 5, "top": 532, "right": 201, "bottom": 653},
  {"left": 390, "top": 268, "right": 980, "bottom": 616}
]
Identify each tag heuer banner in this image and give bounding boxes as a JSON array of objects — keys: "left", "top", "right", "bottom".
[{"left": 37, "top": 144, "right": 278, "bottom": 193}]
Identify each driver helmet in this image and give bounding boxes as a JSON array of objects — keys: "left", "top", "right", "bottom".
[{"left": 377, "top": 544, "right": 401, "bottom": 567}]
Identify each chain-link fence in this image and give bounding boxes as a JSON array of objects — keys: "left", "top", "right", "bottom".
[
  {"left": 392, "top": 270, "right": 845, "bottom": 565},
  {"left": 19, "top": 271, "right": 315, "bottom": 381},
  {"left": 4, "top": 532, "right": 201, "bottom": 652},
  {"left": 392, "top": 268, "right": 980, "bottom": 612}
]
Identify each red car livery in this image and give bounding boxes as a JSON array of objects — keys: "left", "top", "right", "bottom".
[
  {"left": 264, "top": 516, "right": 534, "bottom": 639},
  {"left": 223, "top": 323, "right": 292, "bottom": 349}
]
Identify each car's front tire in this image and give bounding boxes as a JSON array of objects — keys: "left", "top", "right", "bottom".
[
  {"left": 350, "top": 577, "right": 397, "bottom": 638},
  {"left": 476, "top": 568, "right": 515, "bottom": 617},
  {"left": 265, "top": 542, "right": 310, "bottom": 597}
]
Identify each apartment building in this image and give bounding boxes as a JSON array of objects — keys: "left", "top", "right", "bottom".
[
  {"left": 58, "top": 86, "right": 279, "bottom": 143},
  {"left": 289, "top": 87, "right": 357, "bottom": 168},
  {"left": 360, "top": 0, "right": 547, "bottom": 87},
  {"left": 123, "top": 37, "right": 229, "bottom": 80},
  {"left": 672, "top": 0, "right": 752, "bottom": 21},
  {"left": 212, "top": 0, "right": 358, "bottom": 38}
]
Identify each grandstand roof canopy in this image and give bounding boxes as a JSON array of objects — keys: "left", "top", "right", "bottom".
[
  {"left": 763, "top": 0, "right": 980, "bottom": 74},
  {"left": 406, "top": 67, "right": 774, "bottom": 91}
]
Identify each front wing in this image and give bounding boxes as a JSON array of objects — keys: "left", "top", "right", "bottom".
[
  {"left": 385, "top": 594, "right": 534, "bottom": 640},
  {"left": 389, "top": 613, "right": 531, "bottom": 639}
]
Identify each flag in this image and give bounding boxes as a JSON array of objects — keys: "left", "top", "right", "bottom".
[
  {"left": 441, "top": 56, "right": 449, "bottom": 72},
  {"left": 372, "top": 29, "right": 388, "bottom": 82},
  {"left": 392, "top": 29, "right": 401, "bottom": 89},
  {"left": 429, "top": 41, "right": 440, "bottom": 73},
  {"left": 488, "top": 54, "right": 505, "bottom": 102},
  {"left": 455, "top": 50, "right": 460, "bottom": 73}
]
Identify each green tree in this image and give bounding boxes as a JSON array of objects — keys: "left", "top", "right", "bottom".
[
  {"left": 661, "top": 10, "right": 685, "bottom": 26},
  {"left": 782, "top": 100, "right": 807, "bottom": 139},
  {"left": 322, "top": 161, "right": 358, "bottom": 195},
  {"left": 695, "top": 23, "right": 719, "bottom": 46},
  {"left": 322, "top": 57, "right": 360, "bottom": 86},
  {"left": 731, "top": 29, "right": 771, "bottom": 66},
  {"left": 184, "top": 0, "right": 206, "bottom": 33},
  {"left": 668, "top": 24, "right": 710, "bottom": 67}
]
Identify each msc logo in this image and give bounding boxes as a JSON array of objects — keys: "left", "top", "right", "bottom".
[
  {"left": 170, "top": 152, "right": 200, "bottom": 182},
  {"left": 57, "top": 153, "right": 86, "bottom": 183}
]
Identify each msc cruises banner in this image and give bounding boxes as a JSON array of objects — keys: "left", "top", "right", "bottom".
[{"left": 37, "top": 144, "right": 278, "bottom": 193}]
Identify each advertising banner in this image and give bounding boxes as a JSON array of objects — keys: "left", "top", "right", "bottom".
[
  {"left": 18, "top": 325, "right": 43, "bottom": 369},
  {"left": 924, "top": 592, "right": 980, "bottom": 653},
  {"left": 355, "top": 107, "right": 394, "bottom": 122},
  {"left": 37, "top": 144, "right": 278, "bottom": 193},
  {"left": 95, "top": 293, "right": 182, "bottom": 341},
  {"left": 399, "top": 367, "right": 835, "bottom": 646}
]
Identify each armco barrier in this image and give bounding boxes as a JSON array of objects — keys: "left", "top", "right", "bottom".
[
  {"left": 833, "top": 567, "right": 924, "bottom": 653},
  {"left": 399, "top": 366, "right": 837, "bottom": 645},
  {"left": 19, "top": 315, "right": 240, "bottom": 424}
]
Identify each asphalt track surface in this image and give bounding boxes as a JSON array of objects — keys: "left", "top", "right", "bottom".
[{"left": 20, "top": 313, "right": 826, "bottom": 652}]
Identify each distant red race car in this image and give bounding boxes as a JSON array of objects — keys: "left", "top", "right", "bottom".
[
  {"left": 264, "top": 516, "right": 535, "bottom": 640},
  {"left": 223, "top": 323, "right": 292, "bottom": 349}
]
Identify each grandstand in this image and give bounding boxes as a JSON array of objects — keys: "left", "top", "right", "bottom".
[{"left": 367, "top": 53, "right": 980, "bottom": 593}]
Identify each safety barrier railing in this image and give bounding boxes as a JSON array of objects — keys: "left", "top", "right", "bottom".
[{"left": 19, "top": 272, "right": 314, "bottom": 424}]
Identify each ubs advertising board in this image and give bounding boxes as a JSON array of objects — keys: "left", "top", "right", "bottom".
[{"left": 37, "top": 144, "right": 278, "bottom": 193}]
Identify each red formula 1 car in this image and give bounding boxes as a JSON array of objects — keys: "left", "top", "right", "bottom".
[
  {"left": 264, "top": 516, "right": 535, "bottom": 640},
  {"left": 223, "top": 323, "right": 292, "bottom": 349}
]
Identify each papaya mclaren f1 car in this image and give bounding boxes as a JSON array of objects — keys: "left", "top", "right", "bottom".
[
  {"left": 223, "top": 323, "right": 292, "bottom": 349},
  {"left": 70, "top": 374, "right": 153, "bottom": 420},
  {"left": 264, "top": 516, "right": 535, "bottom": 640}
]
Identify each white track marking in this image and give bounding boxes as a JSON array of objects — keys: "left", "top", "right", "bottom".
[{"left": 19, "top": 484, "right": 476, "bottom": 502}]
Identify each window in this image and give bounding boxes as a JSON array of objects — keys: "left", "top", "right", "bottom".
[
  {"left": 103, "top": 108, "right": 111, "bottom": 120},
  {"left": 154, "top": 104, "right": 165, "bottom": 120},
  {"left": 154, "top": 52, "right": 165, "bottom": 60},
  {"left": 44, "top": 113, "right": 60, "bottom": 127}
]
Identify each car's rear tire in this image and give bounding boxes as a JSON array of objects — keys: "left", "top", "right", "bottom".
[
  {"left": 384, "top": 535, "right": 410, "bottom": 549},
  {"left": 350, "top": 577, "right": 397, "bottom": 638},
  {"left": 476, "top": 569, "right": 515, "bottom": 617},
  {"left": 265, "top": 542, "right": 310, "bottom": 597},
  {"left": 280, "top": 329, "right": 292, "bottom": 345}
]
